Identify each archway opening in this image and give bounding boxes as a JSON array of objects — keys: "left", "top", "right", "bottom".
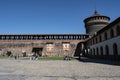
[
  {"left": 74, "top": 42, "right": 84, "bottom": 57},
  {"left": 113, "top": 43, "right": 118, "bottom": 60},
  {"left": 105, "top": 45, "right": 109, "bottom": 60},
  {"left": 32, "top": 47, "right": 43, "bottom": 56},
  {"left": 100, "top": 46, "right": 103, "bottom": 58}
]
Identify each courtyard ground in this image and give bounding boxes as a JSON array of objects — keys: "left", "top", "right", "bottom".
[{"left": 0, "top": 57, "right": 120, "bottom": 80}]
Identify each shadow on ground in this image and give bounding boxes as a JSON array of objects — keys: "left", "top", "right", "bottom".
[{"left": 75, "top": 57, "right": 120, "bottom": 66}]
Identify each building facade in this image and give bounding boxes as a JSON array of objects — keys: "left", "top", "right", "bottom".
[
  {"left": 85, "top": 16, "right": 120, "bottom": 61},
  {"left": 0, "top": 34, "right": 88, "bottom": 57},
  {"left": 0, "top": 11, "right": 119, "bottom": 61}
]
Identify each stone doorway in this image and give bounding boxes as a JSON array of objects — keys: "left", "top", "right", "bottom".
[{"left": 32, "top": 48, "right": 43, "bottom": 56}]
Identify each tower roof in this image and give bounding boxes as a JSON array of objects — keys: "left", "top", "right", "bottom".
[
  {"left": 84, "top": 11, "right": 110, "bottom": 23},
  {"left": 92, "top": 10, "right": 101, "bottom": 16}
]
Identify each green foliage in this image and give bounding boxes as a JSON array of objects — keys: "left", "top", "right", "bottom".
[
  {"left": 0, "top": 55, "right": 8, "bottom": 59},
  {"left": 38, "top": 56, "right": 76, "bottom": 60}
]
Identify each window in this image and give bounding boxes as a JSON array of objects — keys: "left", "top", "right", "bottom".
[
  {"left": 96, "top": 37, "right": 98, "bottom": 43},
  {"left": 99, "top": 35, "right": 102, "bottom": 42},
  {"left": 93, "top": 39, "right": 94, "bottom": 44},
  {"left": 63, "top": 42, "right": 70, "bottom": 51},
  {"left": 90, "top": 49, "right": 92, "bottom": 55},
  {"left": 116, "top": 25, "right": 120, "bottom": 36},
  {"left": 110, "top": 29, "right": 114, "bottom": 38},
  {"left": 104, "top": 32, "right": 107, "bottom": 40},
  {"left": 93, "top": 48, "right": 95, "bottom": 55},
  {"left": 46, "top": 43, "right": 54, "bottom": 52}
]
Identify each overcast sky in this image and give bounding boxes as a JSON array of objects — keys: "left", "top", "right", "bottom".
[{"left": 0, "top": 0, "right": 119, "bottom": 34}]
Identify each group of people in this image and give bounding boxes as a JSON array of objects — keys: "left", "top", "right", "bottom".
[
  {"left": 64, "top": 56, "right": 71, "bottom": 60},
  {"left": 30, "top": 54, "right": 39, "bottom": 60}
]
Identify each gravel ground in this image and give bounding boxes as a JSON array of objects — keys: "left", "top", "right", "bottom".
[{"left": 0, "top": 58, "right": 120, "bottom": 80}]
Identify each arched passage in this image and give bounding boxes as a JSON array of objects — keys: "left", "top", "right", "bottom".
[
  {"left": 105, "top": 45, "right": 109, "bottom": 59},
  {"left": 96, "top": 47, "right": 99, "bottom": 56},
  {"left": 74, "top": 42, "right": 84, "bottom": 57},
  {"left": 100, "top": 46, "right": 103, "bottom": 58},
  {"left": 113, "top": 43, "right": 118, "bottom": 60}
]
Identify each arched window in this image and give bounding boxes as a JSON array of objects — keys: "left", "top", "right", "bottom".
[
  {"left": 110, "top": 29, "right": 114, "bottom": 38},
  {"left": 113, "top": 43, "right": 118, "bottom": 60},
  {"left": 90, "top": 49, "right": 92, "bottom": 55},
  {"left": 104, "top": 32, "right": 107, "bottom": 40},
  {"left": 93, "top": 39, "right": 94, "bottom": 44},
  {"left": 116, "top": 25, "right": 120, "bottom": 36},
  {"left": 100, "top": 46, "right": 103, "bottom": 55},
  {"left": 99, "top": 35, "right": 102, "bottom": 42},
  {"left": 96, "top": 37, "right": 98, "bottom": 43},
  {"left": 93, "top": 48, "right": 95, "bottom": 55}
]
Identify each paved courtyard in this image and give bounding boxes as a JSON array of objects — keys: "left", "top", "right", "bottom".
[{"left": 0, "top": 58, "right": 120, "bottom": 80}]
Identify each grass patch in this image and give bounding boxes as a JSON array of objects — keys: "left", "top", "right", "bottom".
[
  {"left": 38, "top": 56, "right": 76, "bottom": 60},
  {"left": 0, "top": 56, "right": 9, "bottom": 59}
]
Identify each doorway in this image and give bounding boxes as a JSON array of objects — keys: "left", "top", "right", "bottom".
[{"left": 32, "top": 48, "right": 43, "bottom": 56}]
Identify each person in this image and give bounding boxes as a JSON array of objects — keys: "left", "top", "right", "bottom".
[
  {"left": 79, "top": 53, "right": 82, "bottom": 60},
  {"left": 64, "top": 55, "right": 71, "bottom": 61},
  {"left": 14, "top": 55, "right": 17, "bottom": 60},
  {"left": 35, "top": 54, "right": 38, "bottom": 60}
]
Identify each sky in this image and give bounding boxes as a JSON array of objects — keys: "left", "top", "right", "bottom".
[{"left": 0, "top": 0, "right": 119, "bottom": 34}]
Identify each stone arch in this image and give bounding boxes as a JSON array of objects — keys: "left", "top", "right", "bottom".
[
  {"left": 113, "top": 43, "right": 118, "bottom": 60},
  {"left": 74, "top": 42, "right": 84, "bottom": 57}
]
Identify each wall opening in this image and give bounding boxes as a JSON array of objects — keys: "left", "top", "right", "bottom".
[
  {"left": 105, "top": 45, "right": 109, "bottom": 59},
  {"left": 32, "top": 47, "right": 43, "bottom": 56},
  {"left": 113, "top": 43, "right": 118, "bottom": 60}
]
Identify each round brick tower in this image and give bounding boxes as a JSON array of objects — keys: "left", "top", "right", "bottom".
[{"left": 84, "top": 11, "right": 110, "bottom": 36}]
